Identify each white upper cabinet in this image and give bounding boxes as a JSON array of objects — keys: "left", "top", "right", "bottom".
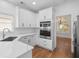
[
  {"left": 39, "top": 7, "right": 53, "bottom": 22},
  {"left": 36, "top": 7, "right": 55, "bottom": 27},
  {"left": 19, "top": 8, "right": 37, "bottom": 28},
  {"left": 35, "top": 13, "right": 40, "bottom": 28},
  {"left": 17, "top": 7, "right": 55, "bottom": 28}
]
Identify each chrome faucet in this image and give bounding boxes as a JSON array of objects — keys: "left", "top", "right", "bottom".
[{"left": 3, "top": 28, "right": 10, "bottom": 39}]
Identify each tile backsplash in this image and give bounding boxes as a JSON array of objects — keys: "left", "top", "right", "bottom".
[
  {"left": 0, "top": 28, "right": 40, "bottom": 40},
  {"left": 14, "top": 28, "right": 39, "bottom": 34}
]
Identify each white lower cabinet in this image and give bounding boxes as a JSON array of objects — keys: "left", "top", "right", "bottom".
[
  {"left": 38, "top": 38, "right": 53, "bottom": 50},
  {"left": 27, "top": 35, "right": 36, "bottom": 46},
  {"left": 19, "top": 35, "right": 36, "bottom": 46},
  {"left": 19, "top": 36, "right": 28, "bottom": 44},
  {"left": 19, "top": 34, "right": 54, "bottom": 51}
]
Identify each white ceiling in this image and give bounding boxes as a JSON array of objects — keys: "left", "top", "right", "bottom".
[{"left": 4, "top": 0, "right": 66, "bottom": 12}]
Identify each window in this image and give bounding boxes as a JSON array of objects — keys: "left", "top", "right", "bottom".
[{"left": 0, "top": 16, "right": 13, "bottom": 31}]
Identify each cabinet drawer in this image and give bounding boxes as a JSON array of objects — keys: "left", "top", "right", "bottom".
[
  {"left": 44, "top": 40, "right": 52, "bottom": 50},
  {"left": 19, "top": 36, "right": 29, "bottom": 44},
  {"left": 39, "top": 38, "right": 52, "bottom": 50},
  {"left": 26, "top": 35, "right": 34, "bottom": 39},
  {"left": 19, "top": 35, "right": 36, "bottom": 46}
]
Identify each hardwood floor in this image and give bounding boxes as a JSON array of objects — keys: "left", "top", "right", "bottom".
[{"left": 32, "top": 37, "right": 73, "bottom": 58}]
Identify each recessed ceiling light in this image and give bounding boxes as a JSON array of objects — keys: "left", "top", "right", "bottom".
[
  {"left": 20, "top": 1, "right": 24, "bottom": 4},
  {"left": 32, "top": 1, "right": 36, "bottom": 5}
]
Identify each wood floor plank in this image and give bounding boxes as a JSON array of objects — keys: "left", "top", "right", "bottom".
[{"left": 32, "top": 37, "right": 73, "bottom": 58}]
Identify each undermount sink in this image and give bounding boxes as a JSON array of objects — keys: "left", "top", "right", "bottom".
[{"left": 1, "top": 37, "right": 17, "bottom": 41}]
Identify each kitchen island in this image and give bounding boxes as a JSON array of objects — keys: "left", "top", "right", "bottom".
[
  {"left": 0, "top": 32, "right": 36, "bottom": 58},
  {"left": 0, "top": 41, "right": 33, "bottom": 58},
  {"left": 0, "top": 32, "right": 35, "bottom": 58}
]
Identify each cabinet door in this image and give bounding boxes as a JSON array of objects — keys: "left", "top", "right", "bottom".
[
  {"left": 26, "top": 36, "right": 31, "bottom": 45},
  {"left": 26, "top": 35, "right": 35, "bottom": 46},
  {"left": 43, "top": 39, "right": 52, "bottom": 50},
  {"left": 30, "top": 35, "right": 36, "bottom": 46},
  {"left": 38, "top": 38, "right": 48, "bottom": 49},
  {"left": 19, "top": 8, "right": 28, "bottom": 27},
  {"left": 35, "top": 14, "right": 40, "bottom": 27},
  {"left": 39, "top": 11, "right": 44, "bottom": 22},
  {"left": 19, "top": 36, "right": 29, "bottom": 44},
  {"left": 45, "top": 8, "right": 52, "bottom": 21},
  {"left": 34, "top": 34, "right": 40, "bottom": 45},
  {"left": 19, "top": 8, "right": 37, "bottom": 28},
  {"left": 39, "top": 7, "right": 53, "bottom": 22},
  {"left": 38, "top": 38, "right": 53, "bottom": 50},
  {"left": 30, "top": 35, "right": 37, "bottom": 46},
  {"left": 38, "top": 38, "right": 44, "bottom": 46}
]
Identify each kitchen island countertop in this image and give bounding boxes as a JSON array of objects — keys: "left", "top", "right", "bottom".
[{"left": 0, "top": 41, "right": 33, "bottom": 58}]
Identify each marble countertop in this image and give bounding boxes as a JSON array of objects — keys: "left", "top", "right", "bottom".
[
  {"left": 4, "top": 33, "right": 36, "bottom": 41},
  {"left": 0, "top": 33, "right": 35, "bottom": 58},
  {"left": 0, "top": 41, "right": 33, "bottom": 58}
]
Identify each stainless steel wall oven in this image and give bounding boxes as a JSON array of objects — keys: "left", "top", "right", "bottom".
[{"left": 40, "top": 21, "right": 51, "bottom": 39}]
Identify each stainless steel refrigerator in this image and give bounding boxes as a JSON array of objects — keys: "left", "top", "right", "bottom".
[{"left": 74, "top": 16, "right": 79, "bottom": 58}]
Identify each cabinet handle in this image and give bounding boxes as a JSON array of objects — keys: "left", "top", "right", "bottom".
[
  {"left": 28, "top": 40, "right": 31, "bottom": 43},
  {"left": 24, "top": 38, "right": 27, "bottom": 39},
  {"left": 44, "top": 16, "right": 46, "bottom": 19},
  {"left": 44, "top": 44, "right": 47, "bottom": 46},
  {"left": 44, "top": 41, "right": 46, "bottom": 42}
]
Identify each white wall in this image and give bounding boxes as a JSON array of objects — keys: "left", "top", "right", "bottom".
[
  {"left": 55, "top": 0, "right": 79, "bottom": 53},
  {"left": 55, "top": 0, "right": 79, "bottom": 39}
]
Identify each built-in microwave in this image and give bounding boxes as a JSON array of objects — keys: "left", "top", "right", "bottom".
[{"left": 40, "top": 21, "right": 51, "bottom": 27}]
